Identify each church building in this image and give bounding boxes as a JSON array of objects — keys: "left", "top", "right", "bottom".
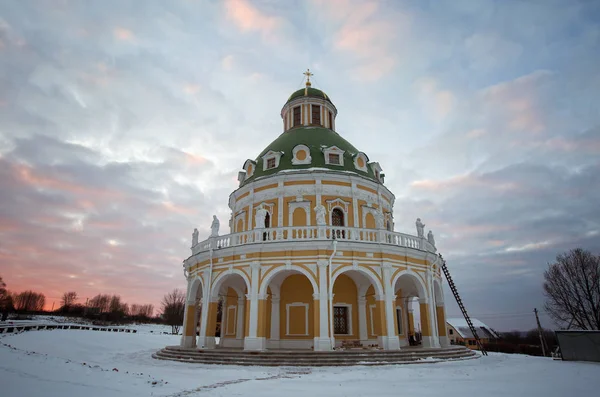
[{"left": 180, "top": 72, "right": 448, "bottom": 351}]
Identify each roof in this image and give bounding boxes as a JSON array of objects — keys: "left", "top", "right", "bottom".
[
  {"left": 446, "top": 318, "right": 500, "bottom": 339},
  {"left": 243, "top": 126, "right": 379, "bottom": 184},
  {"left": 286, "top": 86, "right": 333, "bottom": 105}
]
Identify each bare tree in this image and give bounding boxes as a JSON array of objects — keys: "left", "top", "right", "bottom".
[
  {"left": 61, "top": 291, "right": 78, "bottom": 309},
  {"left": 14, "top": 291, "right": 46, "bottom": 312},
  {"left": 0, "top": 276, "right": 13, "bottom": 321},
  {"left": 544, "top": 248, "right": 600, "bottom": 330},
  {"left": 88, "top": 294, "right": 111, "bottom": 313},
  {"left": 161, "top": 289, "right": 185, "bottom": 334},
  {"left": 130, "top": 304, "right": 154, "bottom": 318}
]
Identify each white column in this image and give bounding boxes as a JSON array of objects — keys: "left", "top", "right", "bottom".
[
  {"left": 358, "top": 296, "right": 368, "bottom": 344},
  {"left": 236, "top": 297, "right": 245, "bottom": 340},
  {"left": 381, "top": 263, "right": 400, "bottom": 350},
  {"left": 426, "top": 270, "right": 440, "bottom": 348},
  {"left": 314, "top": 260, "right": 332, "bottom": 351},
  {"left": 244, "top": 262, "right": 266, "bottom": 350},
  {"left": 277, "top": 182, "right": 284, "bottom": 238},
  {"left": 270, "top": 296, "right": 280, "bottom": 348},
  {"left": 351, "top": 182, "right": 359, "bottom": 228}
]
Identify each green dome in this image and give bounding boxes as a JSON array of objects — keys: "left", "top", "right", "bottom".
[
  {"left": 244, "top": 127, "right": 378, "bottom": 184},
  {"left": 286, "top": 87, "right": 333, "bottom": 105}
]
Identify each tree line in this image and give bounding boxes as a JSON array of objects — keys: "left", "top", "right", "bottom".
[{"left": 0, "top": 277, "right": 155, "bottom": 323}]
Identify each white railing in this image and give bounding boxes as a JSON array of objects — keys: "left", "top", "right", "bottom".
[{"left": 191, "top": 226, "right": 436, "bottom": 255}]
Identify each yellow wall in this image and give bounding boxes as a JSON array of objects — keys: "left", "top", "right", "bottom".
[
  {"left": 420, "top": 303, "right": 431, "bottom": 336},
  {"left": 206, "top": 301, "right": 219, "bottom": 338},
  {"left": 365, "top": 212, "right": 376, "bottom": 229},
  {"left": 292, "top": 207, "right": 307, "bottom": 226},
  {"left": 279, "top": 274, "right": 314, "bottom": 339},
  {"left": 184, "top": 305, "right": 196, "bottom": 336},
  {"left": 436, "top": 306, "right": 446, "bottom": 336},
  {"left": 223, "top": 288, "right": 238, "bottom": 339},
  {"left": 365, "top": 285, "right": 382, "bottom": 337},
  {"left": 332, "top": 274, "right": 358, "bottom": 339}
]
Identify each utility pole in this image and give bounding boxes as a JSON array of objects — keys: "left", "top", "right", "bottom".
[
  {"left": 51, "top": 301, "right": 54, "bottom": 311},
  {"left": 534, "top": 308, "right": 548, "bottom": 357}
]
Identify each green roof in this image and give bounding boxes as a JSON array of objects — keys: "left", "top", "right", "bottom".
[
  {"left": 243, "top": 127, "right": 378, "bottom": 184},
  {"left": 286, "top": 87, "right": 333, "bottom": 105}
]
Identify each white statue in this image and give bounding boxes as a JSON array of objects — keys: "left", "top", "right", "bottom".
[
  {"left": 210, "top": 215, "right": 220, "bottom": 237},
  {"left": 375, "top": 210, "right": 385, "bottom": 229},
  {"left": 427, "top": 230, "right": 435, "bottom": 247},
  {"left": 314, "top": 204, "right": 327, "bottom": 226},
  {"left": 255, "top": 207, "right": 267, "bottom": 229},
  {"left": 192, "top": 228, "right": 199, "bottom": 246},
  {"left": 415, "top": 218, "right": 425, "bottom": 238}
]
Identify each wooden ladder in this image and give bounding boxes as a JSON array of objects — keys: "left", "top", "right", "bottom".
[{"left": 439, "top": 254, "right": 488, "bottom": 356}]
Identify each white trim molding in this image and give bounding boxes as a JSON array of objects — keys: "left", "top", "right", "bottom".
[
  {"left": 226, "top": 305, "right": 237, "bottom": 336},
  {"left": 288, "top": 199, "right": 311, "bottom": 226},
  {"left": 292, "top": 144, "right": 312, "bottom": 165},
  {"left": 322, "top": 145, "right": 345, "bottom": 167},
  {"left": 261, "top": 150, "right": 284, "bottom": 171},
  {"left": 286, "top": 302, "right": 309, "bottom": 336},
  {"left": 353, "top": 152, "right": 369, "bottom": 173}
]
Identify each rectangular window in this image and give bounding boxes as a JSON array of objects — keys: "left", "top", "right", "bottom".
[
  {"left": 293, "top": 106, "right": 301, "bottom": 127},
  {"left": 334, "top": 306, "right": 349, "bottom": 334},
  {"left": 311, "top": 104, "right": 321, "bottom": 125},
  {"left": 328, "top": 153, "right": 340, "bottom": 165},
  {"left": 449, "top": 329, "right": 453, "bottom": 335},
  {"left": 266, "top": 157, "right": 276, "bottom": 169},
  {"left": 328, "top": 111, "right": 333, "bottom": 129}
]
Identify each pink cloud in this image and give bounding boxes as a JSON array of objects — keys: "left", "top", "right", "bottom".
[
  {"left": 113, "top": 27, "right": 134, "bottom": 41},
  {"left": 316, "top": 0, "right": 406, "bottom": 81},
  {"left": 224, "top": 0, "right": 283, "bottom": 40}
]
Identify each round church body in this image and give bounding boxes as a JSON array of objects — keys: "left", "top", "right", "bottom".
[{"left": 155, "top": 76, "right": 476, "bottom": 365}]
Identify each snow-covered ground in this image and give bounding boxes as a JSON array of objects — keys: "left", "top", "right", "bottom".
[{"left": 1, "top": 327, "right": 598, "bottom": 397}]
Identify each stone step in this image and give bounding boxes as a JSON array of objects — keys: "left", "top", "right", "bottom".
[
  {"left": 153, "top": 346, "right": 477, "bottom": 366},
  {"left": 162, "top": 347, "right": 471, "bottom": 359}
]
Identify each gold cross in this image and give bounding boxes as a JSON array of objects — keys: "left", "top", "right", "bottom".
[{"left": 304, "top": 68, "right": 313, "bottom": 86}]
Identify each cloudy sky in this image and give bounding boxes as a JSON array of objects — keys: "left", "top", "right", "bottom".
[{"left": 1, "top": 0, "right": 598, "bottom": 331}]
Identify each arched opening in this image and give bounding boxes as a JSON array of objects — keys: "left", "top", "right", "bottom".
[
  {"left": 332, "top": 268, "right": 384, "bottom": 348},
  {"left": 393, "top": 272, "right": 428, "bottom": 348},
  {"left": 260, "top": 268, "right": 318, "bottom": 350},
  {"left": 181, "top": 278, "right": 204, "bottom": 348},
  {"left": 263, "top": 212, "right": 271, "bottom": 241},
  {"left": 207, "top": 272, "right": 250, "bottom": 349},
  {"left": 332, "top": 208, "right": 344, "bottom": 226}
]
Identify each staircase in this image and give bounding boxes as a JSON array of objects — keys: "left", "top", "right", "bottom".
[
  {"left": 153, "top": 345, "right": 477, "bottom": 366},
  {"left": 440, "top": 254, "right": 488, "bottom": 356}
]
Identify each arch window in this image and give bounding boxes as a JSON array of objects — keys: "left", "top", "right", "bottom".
[
  {"left": 331, "top": 207, "right": 346, "bottom": 239},
  {"left": 293, "top": 106, "right": 302, "bottom": 127},
  {"left": 332, "top": 208, "right": 344, "bottom": 226},
  {"left": 262, "top": 212, "right": 271, "bottom": 241},
  {"left": 311, "top": 104, "right": 321, "bottom": 125}
]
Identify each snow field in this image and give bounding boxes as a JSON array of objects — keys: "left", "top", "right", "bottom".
[{"left": 0, "top": 328, "right": 598, "bottom": 397}]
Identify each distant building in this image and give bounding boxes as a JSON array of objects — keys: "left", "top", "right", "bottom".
[{"left": 446, "top": 318, "right": 499, "bottom": 349}]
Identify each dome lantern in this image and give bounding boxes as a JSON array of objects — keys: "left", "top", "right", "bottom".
[{"left": 281, "top": 70, "right": 337, "bottom": 133}]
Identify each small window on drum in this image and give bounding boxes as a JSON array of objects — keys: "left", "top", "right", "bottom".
[
  {"left": 293, "top": 106, "right": 301, "bottom": 127},
  {"left": 311, "top": 104, "right": 321, "bottom": 125},
  {"left": 266, "top": 158, "right": 276, "bottom": 169},
  {"left": 328, "top": 153, "right": 341, "bottom": 165}
]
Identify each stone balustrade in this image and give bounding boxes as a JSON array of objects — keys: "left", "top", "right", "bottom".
[{"left": 191, "top": 226, "right": 436, "bottom": 255}]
